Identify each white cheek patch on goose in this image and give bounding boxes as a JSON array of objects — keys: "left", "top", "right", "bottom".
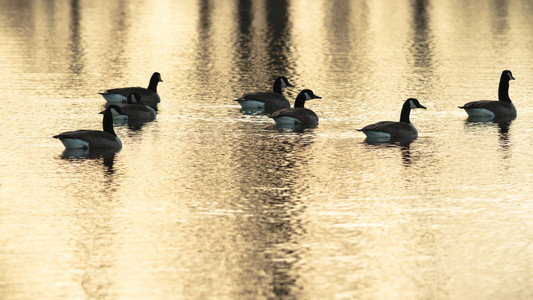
[
  {"left": 410, "top": 100, "right": 417, "bottom": 109},
  {"left": 110, "top": 108, "right": 122, "bottom": 116}
]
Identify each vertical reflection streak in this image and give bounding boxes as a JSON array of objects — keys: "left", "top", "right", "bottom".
[
  {"left": 489, "top": 0, "right": 509, "bottom": 62},
  {"left": 104, "top": 0, "right": 130, "bottom": 80},
  {"left": 194, "top": 0, "right": 213, "bottom": 86},
  {"left": 233, "top": 134, "right": 313, "bottom": 298},
  {"left": 68, "top": 0, "right": 84, "bottom": 76},
  {"left": 236, "top": 0, "right": 253, "bottom": 65},
  {"left": 231, "top": 0, "right": 255, "bottom": 90},
  {"left": 491, "top": 0, "right": 509, "bottom": 37},
  {"left": 409, "top": 0, "right": 434, "bottom": 84},
  {"left": 265, "top": 0, "right": 292, "bottom": 76},
  {"left": 323, "top": 0, "right": 354, "bottom": 75}
]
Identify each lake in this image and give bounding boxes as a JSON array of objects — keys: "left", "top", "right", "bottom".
[{"left": 1, "top": 0, "right": 532, "bottom": 299}]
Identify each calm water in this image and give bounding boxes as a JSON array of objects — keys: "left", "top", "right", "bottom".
[{"left": 1, "top": 0, "right": 533, "bottom": 299}]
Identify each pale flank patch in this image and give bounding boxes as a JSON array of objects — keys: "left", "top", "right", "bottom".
[
  {"left": 464, "top": 108, "right": 496, "bottom": 118},
  {"left": 112, "top": 114, "right": 128, "bottom": 123},
  {"left": 236, "top": 99, "right": 265, "bottom": 110},
  {"left": 273, "top": 116, "right": 300, "bottom": 129},
  {"left": 362, "top": 131, "right": 391, "bottom": 141},
  {"left": 59, "top": 138, "right": 90, "bottom": 149},
  {"left": 101, "top": 93, "right": 128, "bottom": 104}
]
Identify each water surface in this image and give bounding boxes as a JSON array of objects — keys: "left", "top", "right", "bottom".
[{"left": 1, "top": 0, "right": 533, "bottom": 299}]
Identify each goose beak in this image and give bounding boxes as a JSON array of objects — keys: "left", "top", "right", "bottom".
[
  {"left": 314, "top": 95, "right": 322, "bottom": 99},
  {"left": 287, "top": 82, "right": 295, "bottom": 87},
  {"left": 418, "top": 104, "right": 427, "bottom": 109},
  {"left": 510, "top": 75, "right": 515, "bottom": 80}
]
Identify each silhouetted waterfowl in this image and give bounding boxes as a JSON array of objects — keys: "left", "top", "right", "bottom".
[
  {"left": 99, "top": 72, "right": 163, "bottom": 107},
  {"left": 459, "top": 70, "right": 516, "bottom": 121},
  {"left": 359, "top": 98, "right": 426, "bottom": 142},
  {"left": 54, "top": 105, "right": 124, "bottom": 150},
  {"left": 235, "top": 76, "right": 294, "bottom": 114},
  {"left": 270, "top": 89, "right": 322, "bottom": 129},
  {"left": 101, "top": 93, "right": 156, "bottom": 122}
]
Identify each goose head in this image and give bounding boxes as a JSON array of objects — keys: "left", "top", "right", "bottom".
[
  {"left": 301, "top": 89, "right": 321, "bottom": 101},
  {"left": 407, "top": 98, "right": 426, "bottom": 109},
  {"left": 294, "top": 89, "right": 322, "bottom": 108},
  {"left": 107, "top": 105, "right": 127, "bottom": 116},
  {"left": 153, "top": 72, "right": 163, "bottom": 83},
  {"left": 277, "top": 76, "right": 294, "bottom": 88},
  {"left": 502, "top": 70, "right": 515, "bottom": 81}
]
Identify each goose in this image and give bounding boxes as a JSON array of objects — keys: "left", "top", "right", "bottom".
[
  {"left": 270, "top": 89, "right": 322, "bottom": 129},
  {"left": 235, "top": 76, "right": 294, "bottom": 114},
  {"left": 99, "top": 72, "right": 163, "bottom": 107},
  {"left": 459, "top": 70, "right": 516, "bottom": 120},
  {"left": 54, "top": 105, "right": 124, "bottom": 150},
  {"left": 359, "top": 98, "right": 427, "bottom": 141},
  {"left": 101, "top": 92, "right": 156, "bottom": 122}
]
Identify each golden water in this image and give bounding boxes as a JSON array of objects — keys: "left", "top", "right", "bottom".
[{"left": 1, "top": 0, "right": 533, "bottom": 299}]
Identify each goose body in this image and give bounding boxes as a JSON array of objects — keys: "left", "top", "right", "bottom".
[
  {"left": 270, "top": 89, "right": 322, "bottom": 129},
  {"left": 101, "top": 93, "right": 156, "bottom": 122},
  {"left": 236, "top": 76, "right": 294, "bottom": 114},
  {"left": 54, "top": 105, "right": 124, "bottom": 150},
  {"left": 359, "top": 98, "right": 426, "bottom": 142},
  {"left": 99, "top": 72, "right": 163, "bottom": 107},
  {"left": 459, "top": 70, "right": 516, "bottom": 120}
]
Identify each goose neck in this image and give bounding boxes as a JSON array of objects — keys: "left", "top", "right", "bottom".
[
  {"left": 399, "top": 101, "right": 412, "bottom": 123},
  {"left": 148, "top": 76, "right": 159, "bottom": 93},
  {"left": 273, "top": 80, "right": 283, "bottom": 94},
  {"left": 103, "top": 109, "right": 117, "bottom": 136},
  {"left": 294, "top": 94, "right": 307, "bottom": 108},
  {"left": 498, "top": 77, "right": 511, "bottom": 103}
]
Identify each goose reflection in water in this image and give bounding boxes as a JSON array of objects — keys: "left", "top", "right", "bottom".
[
  {"left": 496, "top": 121, "right": 512, "bottom": 157},
  {"left": 464, "top": 118, "right": 513, "bottom": 155},
  {"left": 363, "top": 136, "right": 415, "bottom": 148},
  {"left": 126, "top": 118, "right": 156, "bottom": 131},
  {"left": 362, "top": 140, "right": 416, "bottom": 167},
  {"left": 61, "top": 148, "right": 117, "bottom": 172},
  {"left": 465, "top": 116, "right": 514, "bottom": 130}
]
